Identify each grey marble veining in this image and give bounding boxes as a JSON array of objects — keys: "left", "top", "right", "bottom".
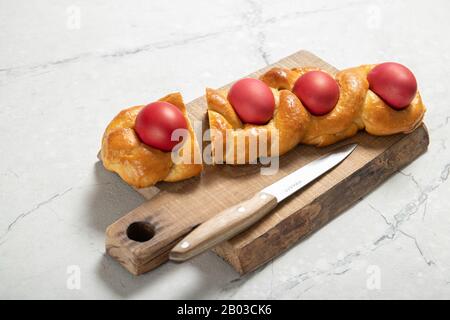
[{"left": 0, "top": 0, "right": 449, "bottom": 299}]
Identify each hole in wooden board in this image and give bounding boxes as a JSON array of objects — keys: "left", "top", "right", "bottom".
[{"left": 126, "top": 221, "right": 155, "bottom": 242}]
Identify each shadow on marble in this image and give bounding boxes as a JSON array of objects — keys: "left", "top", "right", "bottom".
[
  {"left": 95, "top": 249, "right": 257, "bottom": 299},
  {"left": 85, "top": 162, "right": 145, "bottom": 232}
]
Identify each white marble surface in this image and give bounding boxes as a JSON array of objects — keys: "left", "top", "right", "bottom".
[{"left": 1, "top": 0, "right": 449, "bottom": 299}]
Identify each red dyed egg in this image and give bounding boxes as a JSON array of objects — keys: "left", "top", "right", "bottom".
[
  {"left": 367, "top": 62, "right": 417, "bottom": 110},
  {"left": 227, "top": 78, "right": 275, "bottom": 124},
  {"left": 135, "top": 101, "right": 187, "bottom": 152},
  {"left": 292, "top": 71, "right": 340, "bottom": 116}
]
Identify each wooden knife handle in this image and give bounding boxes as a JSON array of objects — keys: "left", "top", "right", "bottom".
[{"left": 169, "top": 192, "right": 278, "bottom": 261}]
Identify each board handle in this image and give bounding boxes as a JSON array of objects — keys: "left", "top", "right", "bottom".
[
  {"left": 169, "top": 192, "right": 278, "bottom": 262},
  {"left": 105, "top": 200, "right": 196, "bottom": 275}
]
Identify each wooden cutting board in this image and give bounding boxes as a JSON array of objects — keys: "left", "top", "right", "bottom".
[{"left": 104, "top": 50, "right": 429, "bottom": 275}]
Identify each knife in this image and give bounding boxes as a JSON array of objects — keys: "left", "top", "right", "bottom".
[{"left": 169, "top": 143, "right": 358, "bottom": 262}]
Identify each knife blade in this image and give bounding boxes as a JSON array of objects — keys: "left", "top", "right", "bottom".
[{"left": 169, "top": 143, "right": 358, "bottom": 262}]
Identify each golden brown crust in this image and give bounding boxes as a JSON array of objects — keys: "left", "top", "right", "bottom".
[
  {"left": 207, "top": 87, "right": 309, "bottom": 163},
  {"left": 101, "top": 92, "right": 202, "bottom": 188},
  {"left": 259, "top": 67, "right": 320, "bottom": 90},
  {"left": 261, "top": 65, "right": 425, "bottom": 146},
  {"left": 300, "top": 67, "right": 367, "bottom": 146},
  {"left": 363, "top": 91, "right": 425, "bottom": 135},
  {"left": 356, "top": 65, "right": 426, "bottom": 136},
  {"left": 208, "top": 64, "right": 426, "bottom": 163}
]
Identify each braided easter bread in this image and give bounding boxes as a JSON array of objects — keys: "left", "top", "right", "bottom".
[
  {"left": 101, "top": 92, "right": 202, "bottom": 188},
  {"left": 207, "top": 64, "right": 426, "bottom": 163},
  {"left": 206, "top": 87, "right": 309, "bottom": 163}
]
